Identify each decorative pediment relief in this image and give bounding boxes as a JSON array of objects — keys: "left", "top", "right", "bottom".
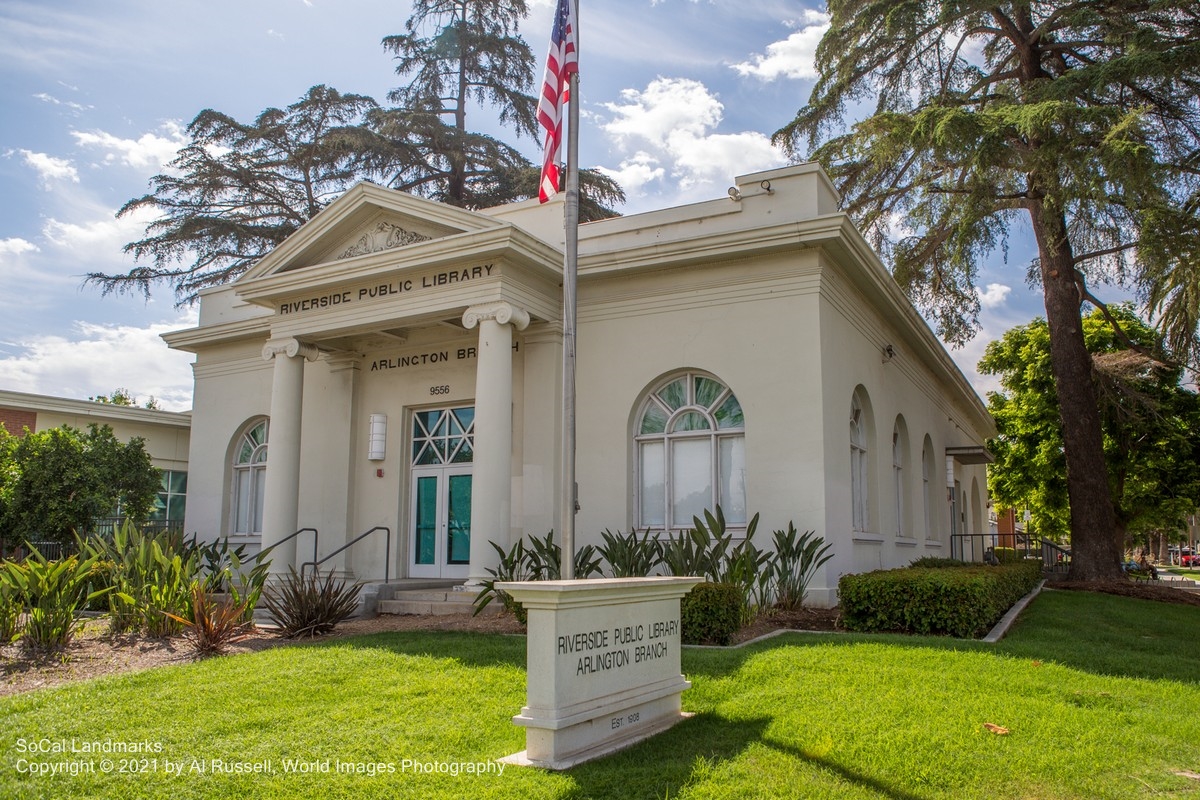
[{"left": 338, "top": 221, "right": 431, "bottom": 260}]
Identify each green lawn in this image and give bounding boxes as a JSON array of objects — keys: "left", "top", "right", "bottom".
[{"left": 3, "top": 589, "right": 1199, "bottom": 799}]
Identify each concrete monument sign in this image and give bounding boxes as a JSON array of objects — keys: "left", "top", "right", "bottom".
[{"left": 497, "top": 577, "right": 702, "bottom": 770}]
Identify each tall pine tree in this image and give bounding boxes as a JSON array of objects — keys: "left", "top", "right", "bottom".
[
  {"left": 774, "top": 1, "right": 1200, "bottom": 580},
  {"left": 378, "top": 0, "right": 621, "bottom": 217},
  {"left": 91, "top": 85, "right": 385, "bottom": 304}
]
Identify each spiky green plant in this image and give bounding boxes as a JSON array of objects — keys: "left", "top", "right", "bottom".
[
  {"left": 263, "top": 567, "right": 361, "bottom": 638},
  {"left": 3, "top": 549, "right": 109, "bottom": 651},
  {"left": 597, "top": 528, "right": 663, "bottom": 577},
  {"left": 771, "top": 523, "right": 833, "bottom": 612},
  {"left": 164, "top": 581, "right": 252, "bottom": 656}
]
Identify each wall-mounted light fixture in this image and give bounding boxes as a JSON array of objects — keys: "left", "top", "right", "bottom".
[
  {"left": 727, "top": 186, "right": 742, "bottom": 201},
  {"left": 881, "top": 343, "right": 896, "bottom": 363},
  {"left": 367, "top": 413, "right": 387, "bottom": 461}
]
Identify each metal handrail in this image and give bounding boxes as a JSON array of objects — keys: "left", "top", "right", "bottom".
[
  {"left": 1040, "top": 538, "right": 1071, "bottom": 572},
  {"left": 268, "top": 527, "right": 319, "bottom": 567},
  {"left": 300, "top": 526, "right": 390, "bottom": 583}
]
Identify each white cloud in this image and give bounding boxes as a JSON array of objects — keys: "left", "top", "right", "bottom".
[
  {"left": 977, "top": 283, "right": 1012, "bottom": 309},
  {"left": 33, "top": 91, "right": 91, "bottom": 113},
  {"left": 267, "top": 28, "right": 285, "bottom": 40},
  {"left": 603, "top": 78, "right": 723, "bottom": 148},
  {"left": 71, "top": 122, "right": 186, "bottom": 171},
  {"left": 20, "top": 149, "right": 79, "bottom": 187},
  {"left": 596, "top": 151, "right": 665, "bottom": 196},
  {"left": 731, "top": 11, "right": 830, "bottom": 81},
  {"left": 41, "top": 203, "right": 156, "bottom": 257},
  {"left": 599, "top": 77, "right": 785, "bottom": 196},
  {"left": 0, "top": 238, "right": 39, "bottom": 257},
  {"left": 0, "top": 314, "right": 196, "bottom": 412},
  {"left": 42, "top": 217, "right": 130, "bottom": 254}
]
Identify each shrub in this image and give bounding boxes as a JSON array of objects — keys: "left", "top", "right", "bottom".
[
  {"left": 3, "top": 549, "right": 110, "bottom": 651},
  {"left": 680, "top": 582, "right": 742, "bottom": 645},
  {"left": 264, "top": 567, "right": 361, "bottom": 638},
  {"left": 597, "top": 528, "right": 662, "bottom": 577},
  {"left": 772, "top": 524, "right": 833, "bottom": 611},
  {"left": 908, "top": 557, "right": 969, "bottom": 569},
  {"left": 164, "top": 582, "right": 252, "bottom": 656},
  {"left": 838, "top": 562, "right": 1043, "bottom": 638},
  {"left": 993, "top": 547, "right": 1021, "bottom": 565}
]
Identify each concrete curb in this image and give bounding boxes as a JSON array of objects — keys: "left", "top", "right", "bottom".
[{"left": 982, "top": 579, "right": 1045, "bottom": 643}]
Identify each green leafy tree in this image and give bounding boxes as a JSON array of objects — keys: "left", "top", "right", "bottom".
[
  {"left": 89, "top": 388, "right": 135, "bottom": 406},
  {"left": 378, "top": 0, "right": 623, "bottom": 217},
  {"left": 0, "top": 427, "right": 17, "bottom": 555},
  {"left": 773, "top": 1, "right": 1200, "bottom": 580},
  {"left": 89, "top": 85, "right": 387, "bottom": 305},
  {"left": 0, "top": 425, "right": 161, "bottom": 548},
  {"left": 91, "top": 389, "right": 162, "bottom": 410},
  {"left": 981, "top": 307, "right": 1200, "bottom": 550}
]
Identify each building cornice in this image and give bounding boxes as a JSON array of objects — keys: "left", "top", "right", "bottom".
[
  {"left": 161, "top": 316, "right": 272, "bottom": 354},
  {"left": 0, "top": 389, "right": 192, "bottom": 426},
  {"left": 234, "top": 225, "right": 563, "bottom": 308}
]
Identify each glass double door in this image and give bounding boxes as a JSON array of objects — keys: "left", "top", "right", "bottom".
[
  {"left": 408, "top": 406, "right": 474, "bottom": 580},
  {"left": 410, "top": 467, "right": 472, "bottom": 579}
]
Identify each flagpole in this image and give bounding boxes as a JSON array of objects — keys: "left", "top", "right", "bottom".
[{"left": 560, "top": 0, "right": 580, "bottom": 581}]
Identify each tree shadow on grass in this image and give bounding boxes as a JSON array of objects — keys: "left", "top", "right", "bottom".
[
  {"left": 558, "top": 712, "right": 933, "bottom": 800},
  {"left": 558, "top": 714, "right": 770, "bottom": 800}
]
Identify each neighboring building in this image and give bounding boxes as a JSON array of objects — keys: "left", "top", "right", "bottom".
[
  {"left": 0, "top": 389, "right": 192, "bottom": 528},
  {"left": 164, "top": 163, "right": 994, "bottom": 606}
]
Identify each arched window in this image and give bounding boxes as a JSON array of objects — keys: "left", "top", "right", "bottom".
[
  {"left": 922, "top": 437, "right": 934, "bottom": 539},
  {"left": 635, "top": 372, "right": 745, "bottom": 530},
  {"left": 892, "top": 424, "right": 904, "bottom": 536},
  {"left": 231, "top": 420, "right": 268, "bottom": 536},
  {"left": 850, "top": 394, "right": 868, "bottom": 531}
]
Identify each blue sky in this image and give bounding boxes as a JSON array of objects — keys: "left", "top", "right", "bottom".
[{"left": 0, "top": 0, "right": 1067, "bottom": 411}]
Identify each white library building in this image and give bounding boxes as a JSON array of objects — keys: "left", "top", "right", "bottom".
[{"left": 165, "top": 162, "right": 993, "bottom": 607}]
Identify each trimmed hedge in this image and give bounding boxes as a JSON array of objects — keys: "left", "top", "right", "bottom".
[
  {"left": 681, "top": 582, "right": 742, "bottom": 645},
  {"left": 838, "top": 562, "right": 1043, "bottom": 638}
]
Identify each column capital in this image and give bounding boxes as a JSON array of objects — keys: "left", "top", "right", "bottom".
[
  {"left": 462, "top": 301, "right": 530, "bottom": 331},
  {"left": 262, "top": 337, "right": 320, "bottom": 362}
]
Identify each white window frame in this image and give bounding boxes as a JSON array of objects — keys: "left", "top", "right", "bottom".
[
  {"left": 850, "top": 395, "right": 868, "bottom": 532},
  {"left": 893, "top": 427, "right": 905, "bottom": 536},
  {"left": 231, "top": 419, "right": 268, "bottom": 537},
  {"left": 634, "top": 372, "right": 746, "bottom": 532}
]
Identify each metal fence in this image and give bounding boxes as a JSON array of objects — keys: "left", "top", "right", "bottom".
[
  {"left": 950, "top": 532, "right": 1070, "bottom": 572},
  {"left": 2, "top": 517, "right": 182, "bottom": 562}
]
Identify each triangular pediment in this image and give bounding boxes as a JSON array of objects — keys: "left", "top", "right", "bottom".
[{"left": 239, "top": 182, "right": 508, "bottom": 281}]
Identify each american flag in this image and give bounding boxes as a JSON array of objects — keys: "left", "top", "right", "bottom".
[{"left": 537, "top": 0, "right": 578, "bottom": 203}]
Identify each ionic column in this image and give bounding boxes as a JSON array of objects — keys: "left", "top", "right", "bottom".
[
  {"left": 260, "top": 337, "right": 319, "bottom": 577},
  {"left": 463, "top": 301, "right": 530, "bottom": 585}
]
